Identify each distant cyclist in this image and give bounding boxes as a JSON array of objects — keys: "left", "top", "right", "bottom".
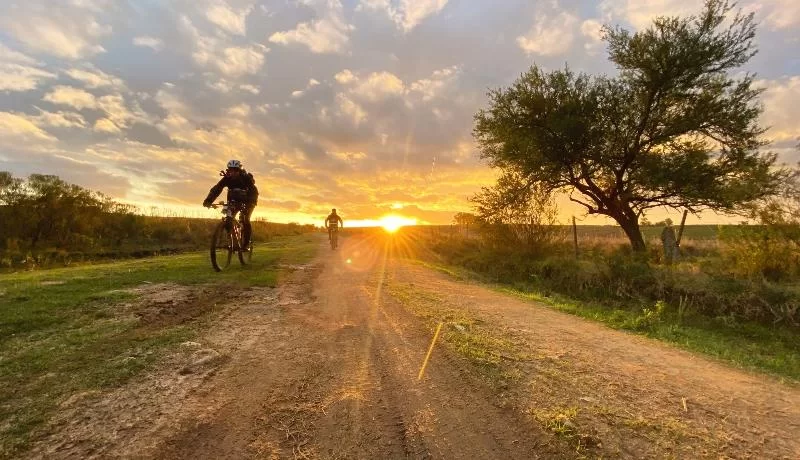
[
  {"left": 325, "top": 208, "right": 343, "bottom": 242},
  {"left": 202, "top": 160, "right": 259, "bottom": 248}
]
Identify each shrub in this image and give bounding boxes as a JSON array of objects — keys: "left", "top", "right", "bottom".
[{"left": 718, "top": 224, "right": 800, "bottom": 281}]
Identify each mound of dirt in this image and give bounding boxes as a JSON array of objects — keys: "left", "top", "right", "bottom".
[{"left": 122, "top": 283, "right": 223, "bottom": 327}]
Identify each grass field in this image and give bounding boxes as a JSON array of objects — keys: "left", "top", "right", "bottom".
[{"left": 0, "top": 234, "right": 319, "bottom": 458}]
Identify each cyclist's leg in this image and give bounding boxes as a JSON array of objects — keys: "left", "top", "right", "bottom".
[{"left": 241, "top": 205, "right": 254, "bottom": 248}]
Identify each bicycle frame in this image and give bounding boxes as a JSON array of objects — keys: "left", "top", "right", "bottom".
[{"left": 215, "top": 201, "right": 243, "bottom": 229}]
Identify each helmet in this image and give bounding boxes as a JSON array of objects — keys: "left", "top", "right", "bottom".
[
  {"left": 332, "top": 208, "right": 336, "bottom": 212},
  {"left": 227, "top": 159, "right": 242, "bottom": 169}
]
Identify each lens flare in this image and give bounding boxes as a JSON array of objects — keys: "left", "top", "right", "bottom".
[{"left": 379, "top": 215, "right": 416, "bottom": 233}]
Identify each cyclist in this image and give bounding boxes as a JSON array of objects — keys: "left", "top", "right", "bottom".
[
  {"left": 202, "top": 160, "right": 259, "bottom": 249},
  {"left": 325, "top": 208, "right": 343, "bottom": 242}
]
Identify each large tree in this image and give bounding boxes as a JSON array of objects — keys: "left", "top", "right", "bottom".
[{"left": 473, "top": 0, "right": 789, "bottom": 251}]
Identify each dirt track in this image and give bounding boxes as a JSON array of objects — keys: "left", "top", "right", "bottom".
[{"left": 27, "top": 233, "right": 800, "bottom": 459}]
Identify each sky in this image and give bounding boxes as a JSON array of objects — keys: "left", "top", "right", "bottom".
[{"left": 0, "top": 0, "right": 798, "bottom": 226}]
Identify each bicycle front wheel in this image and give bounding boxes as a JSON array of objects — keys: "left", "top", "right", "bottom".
[{"left": 210, "top": 221, "right": 234, "bottom": 272}]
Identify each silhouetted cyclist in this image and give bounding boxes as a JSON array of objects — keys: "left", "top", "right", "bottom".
[{"left": 325, "top": 208, "right": 343, "bottom": 242}]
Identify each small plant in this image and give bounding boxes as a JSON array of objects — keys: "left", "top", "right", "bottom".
[
  {"left": 624, "top": 300, "right": 666, "bottom": 331},
  {"left": 530, "top": 406, "right": 579, "bottom": 438},
  {"left": 677, "top": 295, "right": 693, "bottom": 323}
]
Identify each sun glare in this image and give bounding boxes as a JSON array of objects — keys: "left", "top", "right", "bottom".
[{"left": 379, "top": 215, "right": 416, "bottom": 233}]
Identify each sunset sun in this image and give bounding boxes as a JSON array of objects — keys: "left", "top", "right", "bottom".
[{"left": 379, "top": 215, "right": 416, "bottom": 233}]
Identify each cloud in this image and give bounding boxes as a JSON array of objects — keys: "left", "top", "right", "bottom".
[
  {"left": 206, "top": 2, "right": 253, "bottom": 36},
  {"left": 598, "top": 0, "right": 701, "bottom": 30},
  {"left": 358, "top": 0, "right": 449, "bottom": 32},
  {"left": 65, "top": 66, "right": 125, "bottom": 89},
  {"left": 0, "top": 111, "right": 57, "bottom": 144},
  {"left": 0, "top": 63, "right": 57, "bottom": 92},
  {"left": 408, "top": 66, "right": 460, "bottom": 101},
  {"left": 329, "top": 150, "right": 367, "bottom": 163},
  {"left": 239, "top": 84, "right": 260, "bottom": 94},
  {"left": 32, "top": 109, "right": 86, "bottom": 128},
  {"left": 42, "top": 86, "right": 149, "bottom": 132},
  {"left": 133, "top": 36, "right": 164, "bottom": 51},
  {"left": 335, "top": 93, "right": 367, "bottom": 125},
  {"left": 759, "top": 77, "right": 800, "bottom": 147},
  {"left": 227, "top": 103, "right": 251, "bottom": 117},
  {"left": 269, "top": 0, "right": 353, "bottom": 54},
  {"left": 0, "top": 3, "right": 111, "bottom": 59},
  {"left": 0, "top": 43, "right": 39, "bottom": 65},
  {"left": 196, "top": 41, "right": 266, "bottom": 77},
  {"left": 207, "top": 78, "right": 233, "bottom": 93},
  {"left": 0, "top": 44, "right": 57, "bottom": 92},
  {"left": 291, "top": 78, "right": 324, "bottom": 98},
  {"left": 43, "top": 86, "right": 98, "bottom": 110},
  {"left": 351, "top": 71, "right": 405, "bottom": 101},
  {"left": 181, "top": 16, "right": 266, "bottom": 77},
  {"left": 761, "top": 0, "right": 800, "bottom": 30},
  {"left": 596, "top": 0, "right": 800, "bottom": 32},
  {"left": 335, "top": 69, "right": 356, "bottom": 84},
  {"left": 96, "top": 94, "right": 148, "bottom": 129},
  {"left": 94, "top": 118, "right": 121, "bottom": 133},
  {"left": 517, "top": 10, "right": 579, "bottom": 56}
]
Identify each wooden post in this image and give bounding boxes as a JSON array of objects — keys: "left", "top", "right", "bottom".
[
  {"left": 676, "top": 210, "right": 688, "bottom": 246},
  {"left": 572, "top": 216, "right": 579, "bottom": 259}
]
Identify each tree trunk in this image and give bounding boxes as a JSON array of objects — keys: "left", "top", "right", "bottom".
[{"left": 610, "top": 207, "right": 646, "bottom": 252}]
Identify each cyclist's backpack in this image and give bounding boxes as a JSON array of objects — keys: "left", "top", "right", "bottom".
[{"left": 246, "top": 172, "right": 259, "bottom": 205}]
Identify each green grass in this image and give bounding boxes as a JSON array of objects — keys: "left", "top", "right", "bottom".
[
  {"left": 0, "top": 234, "right": 319, "bottom": 458},
  {"left": 414, "top": 259, "right": 800, "bottom": 383}
]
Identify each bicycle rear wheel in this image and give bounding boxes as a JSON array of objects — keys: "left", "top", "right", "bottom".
[{"left": 210, "top": 221, "right": 233, "bottom": 272}]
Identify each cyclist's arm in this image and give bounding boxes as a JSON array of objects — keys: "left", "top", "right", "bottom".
[
  {"left": 204, "top": 177, "right": 227, "bottom": 205},
  {"left": 338, "top": 216, "right": 343, "bottom": 227}
]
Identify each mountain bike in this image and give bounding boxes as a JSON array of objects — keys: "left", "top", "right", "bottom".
[
  {"left": 328, "top": 225, "right": 338, "bottom": 250},
  {"left": 209, "top": 201, "right": 252, "bottom": 271}
]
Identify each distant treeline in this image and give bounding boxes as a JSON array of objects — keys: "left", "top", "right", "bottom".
[{"left": 0, "top": 172, "right": 315, "bottom": 269}]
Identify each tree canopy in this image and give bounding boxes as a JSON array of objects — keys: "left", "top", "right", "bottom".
[{"left": 473, "top": 0, "right": 790, "bottom": 251}]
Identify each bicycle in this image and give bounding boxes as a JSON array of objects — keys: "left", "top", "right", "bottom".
[
  {"left": 209, "top": 201, "right": 252, "bottom": 271},
  {"left": 328, "top": 225, "right": 338, "bottom": 250}
]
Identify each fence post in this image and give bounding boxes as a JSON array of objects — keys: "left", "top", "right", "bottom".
[
  {"left": 675, "top": 209, "right": 688, "bottom": 259},
  {"left": 572, "top": 216, "right": 579, "bottom": 259},
  {"left": 676, "top": 210, "right": 688, "bottom": 246}
]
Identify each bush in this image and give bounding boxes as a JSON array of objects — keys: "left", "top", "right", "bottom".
[
  {"left": 531, "top": 257, "right": 608, "bottom": 293},
  {"left": 718, "top": 224, "right": 800, "bottom": 281},
  {"left": 427, "top": 236, "right": 800, "bottom": 327}
]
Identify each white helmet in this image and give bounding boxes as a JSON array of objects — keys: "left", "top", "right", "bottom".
[{"left": 226, "top": 159, "right": 242, "bottom": 169}]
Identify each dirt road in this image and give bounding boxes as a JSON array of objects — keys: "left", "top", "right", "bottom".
[{"left": 28, "top": 233, "right": 800, "bottom": 459}]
